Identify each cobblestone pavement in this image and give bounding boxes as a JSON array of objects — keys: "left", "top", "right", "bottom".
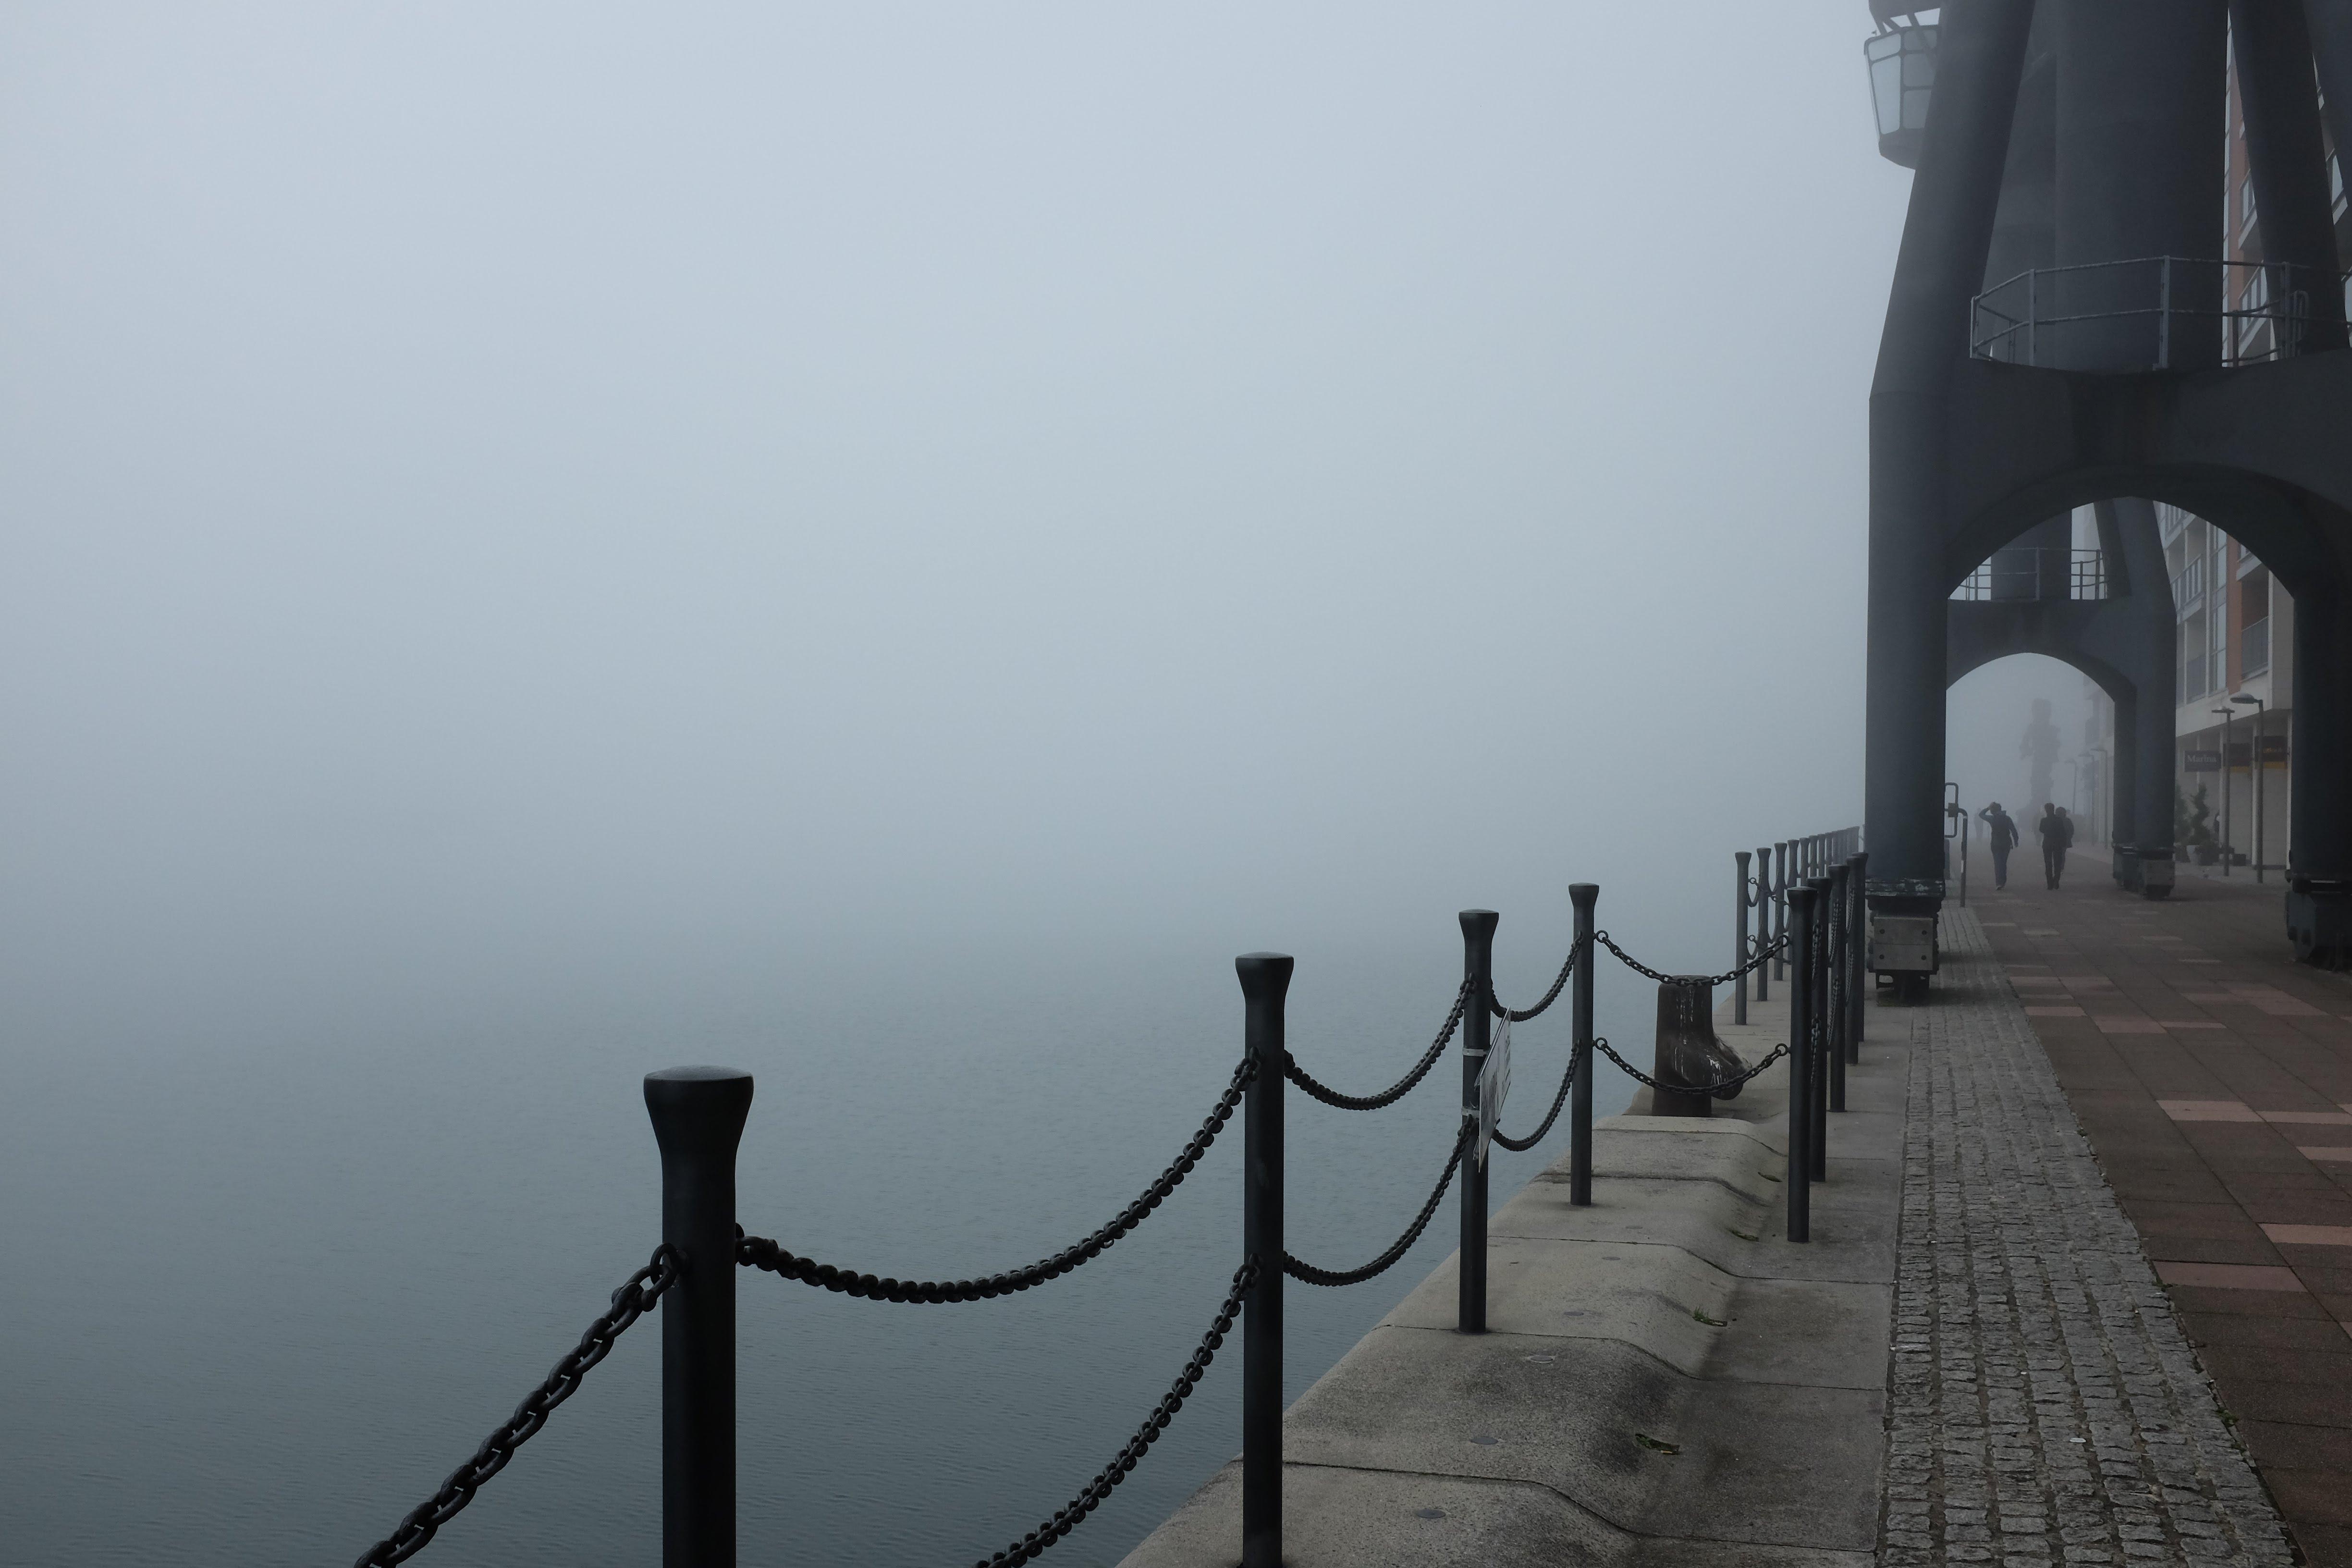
[{"left": 1880, "top": 908, "right": 2294, "bottom": 1567}]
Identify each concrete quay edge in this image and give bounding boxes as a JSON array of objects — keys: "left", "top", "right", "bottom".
[{"left": 1118, "top": 982, "right": 1903, "bottom": 1568}]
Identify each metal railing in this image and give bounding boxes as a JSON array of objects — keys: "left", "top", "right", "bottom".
[
  {"left": 1732, "top": 830, "right": 1865, "bottom": 1242},
  {"left": 1950, "top": 547, "right": 2107, "bottom": 602},
  {"left": 1969, "top": 256, "right": 2350, "bottom": 371},
  {"left": 2243, "top": 615, "right": 2272, "bottom": 676},
  {"left": 346, "top": 871, "right": 1862, "bottom": 1568}
]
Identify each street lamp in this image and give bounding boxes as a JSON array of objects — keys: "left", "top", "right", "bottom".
[
  {"left": 2088, "top": 745, "right": 2110, "bottom": 845},
  {"left": 2233, "top": 694, "right": 2267, "bottom": 883},
  {"left": 1863, "top": 19, "right": 1939, "bottom": 168},
  {"left": 2211, "top": 705, "right": 2238, "bottom": 876}
]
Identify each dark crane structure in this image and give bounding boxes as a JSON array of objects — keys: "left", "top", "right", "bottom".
[{"left": 1862, "top": 0, "right": 2352, "bottom": 989}]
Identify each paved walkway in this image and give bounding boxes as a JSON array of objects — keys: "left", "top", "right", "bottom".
[
  {"left": 1885, "top": 907, "right": 2291, "bottom": 1566},
  {"left": 1971, "top": 857, "right": 2352, "bottom": 1567}
]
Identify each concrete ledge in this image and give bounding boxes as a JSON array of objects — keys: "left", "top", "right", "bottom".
[{"left": 1118, "top": 986, "right": 1906, "bottom": 1567}]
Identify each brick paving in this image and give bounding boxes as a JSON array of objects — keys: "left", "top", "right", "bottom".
[
  {"left": 1881, "top": 905, "right": 2294, "bottom": 1567},
  {"left": 1969, "top": 858, "right": 2352, "bottom": 1566}
]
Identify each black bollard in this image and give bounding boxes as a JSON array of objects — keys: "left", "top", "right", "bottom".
[
  {"left": 1771, "top": 842, "right": 1788, "bottom": 984},
  {"left": 1847, "top": 851, "right": 1870, "bottom": 1054},
  {"left": 1651, "top": 980, "right": 1747, "bottom": 1116},
  {"left": 1804, "top": 876, "right": 1832, "bottom": 1181},
  {"left": 1753, "top": 846, "right": 1773, "bottom": 1004},
  {"left": 1734, "top": 851, "right": 1752, "bottom": 1026},
  {"left": 1568, "top": 883, "right": 1598, "bottom": 1207},
  {"left": 1826, "top": 862, "right": 1850, "bottom": 1114},
  {"left": 1235, "top": 952, "right": 1291, "bottom": 1568},
  {"left": 645, "top": 1066, "right": 755, "bottom": 1568},
  {"left": 1784, "top": 886, "right": 1815, "bottom": 1242},
  {"left": 1458, "top": 910, "right": 1497, "bottom": 1333}
]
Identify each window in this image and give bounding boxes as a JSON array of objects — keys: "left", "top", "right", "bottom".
[{"left": 2241, "top": 177, "right": 2259, "bottom": 239}]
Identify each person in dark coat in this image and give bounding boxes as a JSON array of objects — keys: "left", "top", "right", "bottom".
[
  {"left": 1978, "top": 802, "right": 2019, "bottom": 891},
  {"left": 2038, "top": 802, "right": 2069, "bottom": 889}
]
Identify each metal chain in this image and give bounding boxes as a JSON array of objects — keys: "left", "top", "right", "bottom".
[
  {"left": 1595, "top": 928, "right": 1786, "bottom": 989},
  {"left": 969, "top": 1260, "right": 1256, "bottom": 1568},
  {"left": 1492, "top": 1050, "right": 1579, "bottom": 1152},
  {"left": 1589, "top": 1034, "right": 1790, "bottom": 1096},
  {"left": 1487, "top": 932, "right": 1589, "bottom": 1022},
  {"left": 351, "top": 1245, "right": 679, "bottom": 1568},
  {"left": 1284, "top": 977, "right": 1471, "bottom": 1111},
  {"left": 1284, "top": 1120, "right": 1470, "bottom": 1287},
  {"left": 738, "top": 1058, "right": 1253, "bottom": 1304}
]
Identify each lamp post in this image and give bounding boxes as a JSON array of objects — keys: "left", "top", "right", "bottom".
[
  {"left": 2088, "top": 745, "right": 2109, "bottom": 846},
  {"left": 2211, "top": 705, "right": 2237, "bottom": 875},
  {"left": 2233, "top": 694, "right": 2267, "bottom": 882}
]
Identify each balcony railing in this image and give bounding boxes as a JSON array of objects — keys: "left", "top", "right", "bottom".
[
  {"left": 2242, "top": 615, "right": 2272, "bottom": 676},
  {"left": 1951, "top": 547, "right": 2107, "bottom": 602},
  {"left": 1969, "top": 256, "right": 2351, "bottom": 371},
  {"left": 2170, "top": 556, "right": 2205, "bottom": 609}
]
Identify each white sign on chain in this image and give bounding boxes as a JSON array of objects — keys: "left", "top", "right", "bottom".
[{"left": 1475, "top": 1016, "right": 1512, "bottom": 1168}]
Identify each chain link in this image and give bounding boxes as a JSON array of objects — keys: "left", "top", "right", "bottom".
[
  {"left": 1589, "top": 1035, "right": 1791, "bottom": 1096},
  {"left": 1595, "top": 928, "right": 1787, "bottom": 989},
  {"left": 1492, "top": 1050, "right": 1579, "bottom": 1152},
  {"left": 970, "top": 1261, "right": 1256, "bottom": 1568},
  {"left": 1284, "top": 977, "right": 1471, "bottom": 1111},
  {"left": 1284, "top": 1120, "right": 1470, "bottom": 1287},
  {"left": 351, "top": 1245, "right": 679, "bottom": 1568},
  {"left": 1487, "top": 932, "right": 1588, "bottom": 1022},
  {"left": 738, "top": 1058, "right": 1253, "bottom": 1303}
]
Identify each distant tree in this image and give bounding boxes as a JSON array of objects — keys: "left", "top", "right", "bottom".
[{"left": 2175, "top": 782, "right": 2216, "bottom": 849}]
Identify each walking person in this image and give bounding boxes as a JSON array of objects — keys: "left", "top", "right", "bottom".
[
  {"left": 2038, "top": 802, "right": 2069, "bottom": 889},
  {"left": 1979, "top": 801, "right": 2019, "bottom": 891}
]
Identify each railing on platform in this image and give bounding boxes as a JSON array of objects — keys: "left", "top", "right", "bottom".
[
  {"left": 348, "top": 861, "right": 1868, "bottom": 1568},
  {"left": 1949, "top": 547, "right": 2106, "bottom": 602},
  {"left": 1732, "top": 829, "right": 1865, "bottom": 1244},
  {"left": 1968, "top": 255, "right": 2351, "bottom": 371}
]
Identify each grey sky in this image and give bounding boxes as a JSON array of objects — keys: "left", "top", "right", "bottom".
[{"left": 0, "top": 5, "right": 1914, "bottom": 1000}]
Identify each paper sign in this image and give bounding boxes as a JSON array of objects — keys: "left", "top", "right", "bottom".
[{"left": 1475, "top": 1017, "right": 1513, "bottom": 1169}]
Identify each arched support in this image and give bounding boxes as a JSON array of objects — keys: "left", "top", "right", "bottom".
[
  {"left": 1865, "top": 0, "right": 2037, "bottom": 906},
  {"left": 1869, "top": 0, "right": 2352, "bottom": 964},
  {"left": 1942, "top": 498, "right": 2177, "bottom": 896}
]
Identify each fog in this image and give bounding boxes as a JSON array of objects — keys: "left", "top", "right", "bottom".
[
  {"left": 0, "top": 5, "right": 1906, "bottom": 1024},
  {"left": 1947, "top": 656, "right": 2100, "bottom": 837}
]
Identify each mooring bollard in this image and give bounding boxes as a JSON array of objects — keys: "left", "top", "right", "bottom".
[
  {"left": 1235, "top": 952, "right": 1291, "bottom": 1568},
  {"left": 1847, "top": 851, "right": 1870, "bottom": 1053},
  {"left": 1734, "top": 851, "right": 1752, "bottom": 1026},
  {"left": 1569, "top": 882, "right": 1598, "bottom": 1207},
  {"left": 644, "top": 1066, "right": 755, "bottom": 1568},
  {"left": 1652, "top": 980, "right": 1746, "bottom": 1117},
  {"left": 1826, "top": 861, "right": 1850, "bottom": 1114},
  {"left": 1771, "top": 842, "right": 1788, "bottom": 984},
  {"left": 1458, "top": 910, "right": 1497, "bottom": 1333},
  {"left": 1784, "top": 885, "right": 1815, "bottom": 1242},
  {"left": 1804, "top": 875, "right": 1833, "bottom": 1182}
]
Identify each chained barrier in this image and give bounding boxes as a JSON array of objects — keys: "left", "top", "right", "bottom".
[{"left": 352, "top": 844, "right": 1870, "bottom": 1568}]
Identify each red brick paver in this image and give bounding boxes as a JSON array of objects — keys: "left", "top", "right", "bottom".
[{"left": 1973, "top": 854, "right": 2352, "bottom": 1567}]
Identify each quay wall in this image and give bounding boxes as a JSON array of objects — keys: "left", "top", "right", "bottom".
[{"left": 1118, "top": 983, "right": 1905, "bottom": 1568}]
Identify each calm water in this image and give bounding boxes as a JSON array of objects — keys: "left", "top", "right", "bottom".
[{"left": 1, "top": 923, "right": 1662, "bottom": 1567}]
